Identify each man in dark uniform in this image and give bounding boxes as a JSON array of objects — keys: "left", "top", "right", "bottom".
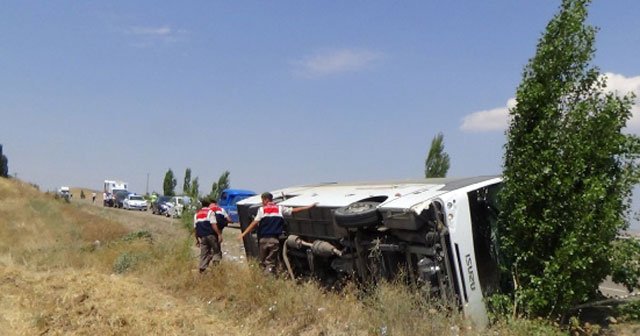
[
  {"left": 209, "top": 199, "right": 233, "bottom": 231},
  {"left": 208, "top": 199, "right": 233, "bottom": 261},
  {"left": 238, "top": 192, "right": 316, "bottom": 274},
  {"left": 194, "top": 199, "right": 223, "bottom": 273}
]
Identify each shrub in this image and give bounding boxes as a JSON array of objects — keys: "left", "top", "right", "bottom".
[
  {"left": 113, "top": 251, "right": 143, "bottom": 274},
  {"left": 121, "top": 230, "right": 153, "bottom": 242}
]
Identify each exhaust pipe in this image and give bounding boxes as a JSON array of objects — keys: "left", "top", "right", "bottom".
[{"left": 283, "top": 235, "right": 343, "bottom": 279}]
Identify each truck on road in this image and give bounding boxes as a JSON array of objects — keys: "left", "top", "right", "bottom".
[
  {"left": 218, "top": 189, "right": 256, "bottom": 223},
  {"left": 103, "top": 180, "right": 128, "bottom": 207}
]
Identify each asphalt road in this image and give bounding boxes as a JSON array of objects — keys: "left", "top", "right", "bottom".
[{"left": 600, "top": 277, "right": 639, "bottom": 299}]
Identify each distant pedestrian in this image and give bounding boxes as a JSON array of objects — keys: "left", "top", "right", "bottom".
[
  {"left": 238, "top": 192, "right": 316, "bottom": 274},
  {"left": 92, "top": 192, "right": 96, "bottom": 203},
  {"left": 194, "top": 198, "right": 223, "bottom": 273}
]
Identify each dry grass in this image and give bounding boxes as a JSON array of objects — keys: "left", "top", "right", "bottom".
[
  {"left": 137, "top": 257, "right": 468, "bottom": 336},
  {"left": 0, "top": 178, "right": 128, "bottom": 271},
  {"left": 0, "top": 265, "right": 243, "bottom": 335}
]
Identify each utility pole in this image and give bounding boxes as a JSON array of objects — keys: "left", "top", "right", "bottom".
[{"left": 146, "top": 172, "right": 149, "bottom": 195}]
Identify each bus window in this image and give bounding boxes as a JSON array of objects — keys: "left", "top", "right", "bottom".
[{"left": 468, "top": 185, "right": 502, "bottom": 296}]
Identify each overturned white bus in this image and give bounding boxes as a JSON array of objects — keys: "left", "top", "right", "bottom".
[{"left": 237, "top": 176, "right": 504, "bottom": 327}]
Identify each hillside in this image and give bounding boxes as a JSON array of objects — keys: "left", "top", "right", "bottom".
[
  {"left": 0, "top": 178, "right": 244, "bottom": 335},
  {"left": 1, "top": 178, "right": 638, "bottom": 335}
]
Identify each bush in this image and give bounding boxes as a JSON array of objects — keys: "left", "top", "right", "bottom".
[
  {"left": 180, "top": 209, "right": 195, "bottom": 232},
  {"left": 113, "top": 251, "right": 144, "bottom": 274},
  {"left": 121, "top": 230, "right": 153, "bottom": 242},
  {"left": 617, "top": 300, "right": 640, "bottom": 322}
]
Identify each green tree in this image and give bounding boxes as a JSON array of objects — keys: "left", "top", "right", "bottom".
[
  {"left": 163, "top": 169, "right": 177, "bottom": 196},
  {"left": 183, "top": 168, "right": 191, "bottom": 195},
  {"left": 209, "top": 170, "right": 230, "bottom": 201},
  {"left": 190, "top": 176, "right": 200, "bottom": 199},
  {"left": 0, "top": 155, "right": 7, "bottom": 178},
  {"left": 499, "top": 0, "right": 640, "bottom": 317},
  {"left": 424, "top": 132, "right": 450, "bottom": 178},
  {"left": 0, "top": 144, "right": 7, "bottom": 178}
]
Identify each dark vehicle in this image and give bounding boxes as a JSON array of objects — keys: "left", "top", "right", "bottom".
[
  {"left": 218, "top": 189, "right": 256, "bottom": 223},
  {"left": 103, "top": 194, "right": 114, "bottom": 207},
  {"left": 151, "top": 195, "right": 172, "bottom": 216},
  {"left": 113, "top": 190, "right": 130, "bottom": 208},
  {"left": 237, "top": 177, "right": 504, "bottom": 328},
  {"left": 105, "top": 188, "right": 127, "bottom": 207}
]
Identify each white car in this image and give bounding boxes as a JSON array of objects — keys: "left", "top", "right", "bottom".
[
  {"left": 166, "top": 196, "right": 194, "bottom": 218},
  {"left": 123, "top": 194, "right": 148, "bottom": 211}
]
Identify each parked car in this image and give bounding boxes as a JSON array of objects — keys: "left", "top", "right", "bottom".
[
  {"left": 123, "top": 194, "right": 148, "bottom": 211},
  {"left": 237, "top": 176, "right": 503, "bottom": 328},
  {"left": 218, "top": 189, "right": 256, "bottom": 223},
  {"left": 150, "top": 195, "right": 173, "bottom": 216},
  {"left": 113, "top": 190, "right": 130, "bottom": 208},
  {"left": 166, "top": 196, "right": 194, "bottom": 218}
]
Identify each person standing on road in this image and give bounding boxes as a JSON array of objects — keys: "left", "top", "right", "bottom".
[
  {"left": 237, "top": 192, "right": 316, "bottom": 274},
  {"left": 194, "top": 198, "right": 223, "bottom": 273}
]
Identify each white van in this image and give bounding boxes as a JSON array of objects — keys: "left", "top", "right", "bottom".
[{"left": 237, "top": 176, "right": 503, "bottom": 327}]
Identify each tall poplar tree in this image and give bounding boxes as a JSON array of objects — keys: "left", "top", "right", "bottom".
[
  {"left": 499, "top": 0, "right": 640, "bottom": 317},
  {"left": 209, "top": 171, "right": 230, "bottom": 201},
  {"left": 0, "top": 144, "right": 7, "bottom": 178},
  {"left": 190, "top": 177, "right": 200, "bottom": 199},
  {"left": 183, "top": 168, "right": 192, "bottom": 195},
  {"left": 163, "top": 169, "right": 177, "bottom": 196},
  {"left": 0, "top": 154, "right": 7, "bottom": 178},
  {"left": 424, "top": 132, "right": 450, "bottom": 178}
]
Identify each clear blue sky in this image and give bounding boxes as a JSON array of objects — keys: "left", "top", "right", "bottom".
[{"left": 1, "top": 1, "right": 639, "bottom": 228}]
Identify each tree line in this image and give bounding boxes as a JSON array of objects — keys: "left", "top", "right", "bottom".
[{"left": 161, "top": 168, "right": 230, "bottom": 202}]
